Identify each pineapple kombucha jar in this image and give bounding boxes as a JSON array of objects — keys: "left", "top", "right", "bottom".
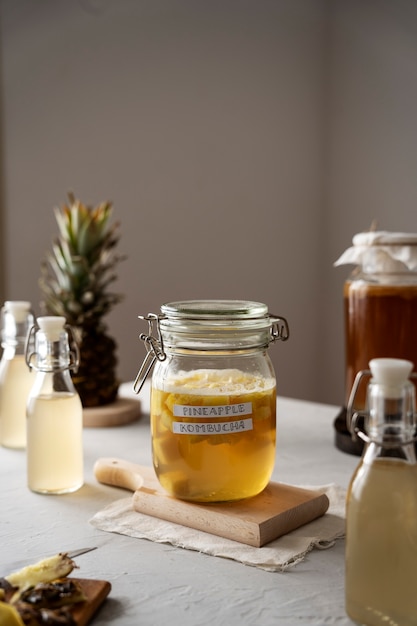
[
  {"left": 135, "top": 300, "right": 289, "bottom": 502},
  {"left": 0, "top": 301, "right": 34, "bottom": 449},
  {"left": 26, "top": 316, "right": 83, "bottom": 494}
]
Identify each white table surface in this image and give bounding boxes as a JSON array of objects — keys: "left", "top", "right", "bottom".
[{"left": 0, "top": 382, "right": 359, "bottom": 626}]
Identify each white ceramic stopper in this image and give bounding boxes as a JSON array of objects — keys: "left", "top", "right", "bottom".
[
  {"left": 37, "top": 316, "right": 66, "bottom": 341},
  {"left": 5, "top": 301, "right": 32, "bottom": 323},
  {"left": 369, "top": 358, "right": 414, "bottom": 396}
]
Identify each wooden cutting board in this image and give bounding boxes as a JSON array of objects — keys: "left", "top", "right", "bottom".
[
  {"left": 83, "top": 397, "right": 141, "bottom": 427},
  {"left": 71, "top": 578, "right": 111, "bottom": 625},
  {"left": 94, "top": 458, "right": 330, "bottom": 547}
]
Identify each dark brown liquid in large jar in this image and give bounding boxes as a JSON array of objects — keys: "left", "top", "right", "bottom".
[{"left": 344, "top": 279, "right": 417, "bottom": 408}]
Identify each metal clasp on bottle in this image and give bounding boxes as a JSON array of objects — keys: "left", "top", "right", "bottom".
[
  {"left": 347, "top": 368, "right": 417, "bottom": 446},
  {"left": 133, "top": 314, "right": 166, "bottom": 394},
  {"left": 25, "top": 323, "right": 80, "bottom": 373}
]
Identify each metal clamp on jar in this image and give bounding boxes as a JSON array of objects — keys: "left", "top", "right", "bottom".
[{"left": 134, "top": 300, "right": 289, "bottom": 503}]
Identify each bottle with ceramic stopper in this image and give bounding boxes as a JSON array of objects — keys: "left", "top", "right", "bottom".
[
  {"left": 25, "top": 316, "right": 83, "bottom": 494},
  {"left": 345, "top": 358, "right": 417, "bottom": 625},
  {"left": 0, "top": 301, "right": 35, "bottom": 449}
]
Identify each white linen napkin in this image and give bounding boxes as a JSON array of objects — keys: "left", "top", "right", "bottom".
[{"left": 89, "top": 483, "right": 345, "bottom": 572}]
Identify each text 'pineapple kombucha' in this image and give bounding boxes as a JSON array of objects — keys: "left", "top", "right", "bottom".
[{"left": 151, "top": 368, "right": 276, "bottom": 502}]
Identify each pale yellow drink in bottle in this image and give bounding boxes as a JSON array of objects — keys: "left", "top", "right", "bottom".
[
  {"left": 346, "top": 457, "right": 417, "bottom": 626},
  {"left": 0, "top": 300, "right": 34, "bottom": 449},
  {"left": 0, "top": 355, "right": 34, "bottom": 448},
  {"left": 27, "top": 393, "right": 83, "bottom": 494},
  {"left": 26, "top": 316, "right": 84, "bottom": 494}
]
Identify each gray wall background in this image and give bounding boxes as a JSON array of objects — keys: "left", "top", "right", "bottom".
[{"left": 1, "top": 0, "right": 417, "bottom": 406}]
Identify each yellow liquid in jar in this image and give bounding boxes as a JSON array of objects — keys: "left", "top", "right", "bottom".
[
  {"left": 27, "top": 393, "right": 84, "bottom": 494},
  {"left": 346, "top": 457, "right": 417, "bottom": 626},
  {"left": 151, "top": 368, "right": 276, "bottom": 502},
  {"left": 0, "top": 355, "right": 34, "bottom": 449}
]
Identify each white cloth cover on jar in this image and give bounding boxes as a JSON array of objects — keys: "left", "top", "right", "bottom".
[{"left": 335, "top": 231, "right": 417, "bottom": 272}]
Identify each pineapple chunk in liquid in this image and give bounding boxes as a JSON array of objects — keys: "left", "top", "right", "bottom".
[{"left": 151, "top": 369, "right": 276, "bottom": 502}]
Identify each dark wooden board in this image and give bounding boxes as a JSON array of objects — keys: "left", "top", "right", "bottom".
[{"left": 71, "top": 578, "right": 111, "bottom": 625}]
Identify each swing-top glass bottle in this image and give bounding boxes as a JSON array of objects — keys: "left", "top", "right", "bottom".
[
  {"left": 345, "top": 357, "right": 417, "bottom": 625},
  {"left": 0, "top": 301, "right": 34, "bottom": 449},
  {"left": 25, "top": 316, "right": 84, "bottom": 494}
]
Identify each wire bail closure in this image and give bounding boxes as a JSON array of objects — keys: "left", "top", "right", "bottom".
[
  {"left": 25, "top": 323, "right": 80, "bottom": 374},
  {"left": 347, "top": 368, "right": 417, "bottom": 446},
  {"left": 133, "top": 314, "right": 166, "bottom": 394}
]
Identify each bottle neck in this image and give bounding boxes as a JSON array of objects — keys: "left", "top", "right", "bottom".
[
  {"left": 364, "top": 380, "right": 417, "bottom": 463},
  {"left": 1, "top": 344, "right": 19, "bottom": 359},
  {"left": 363, "top": 439, "right": 417, "bottom": 464},
  {"left": 1, "top": 339, "right": 27, "bottom": 356},
  {"left": 1, "top": 313, "right": 34, "bottom": 354},
  {"left": 367, "top": 383, "right": 415, "bottom": 440},
  {"left": 32, "top": 336, "right": 71, "bottom": 373},
  {"left": 30, "top": 368, "right": 76, "bottom": 397}
]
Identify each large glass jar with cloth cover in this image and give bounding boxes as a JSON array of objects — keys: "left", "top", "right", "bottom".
[{"left": 335, "top": 231, "right": 417, "bottom": 454}]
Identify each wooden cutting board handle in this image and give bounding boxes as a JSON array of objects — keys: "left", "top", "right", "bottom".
[
  {"left": 94, "top": 457, "right": 330, "bottom": 548},
  {"left": 94, "top": 457, "right": 156, "bottom": 492}
]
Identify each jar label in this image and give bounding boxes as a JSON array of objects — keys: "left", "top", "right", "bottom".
[
  {"left": 172, "top": 401, "right": 253, "bottom": 436},
  {"left": 173, "top": 402, "right": 252, "bottom": 418},
  {"left": 172, "top": 418, "right": 253, "bottom": 435}
]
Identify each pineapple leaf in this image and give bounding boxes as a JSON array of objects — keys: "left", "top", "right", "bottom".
[{"left": 40, "top": 193, "right": 125, "bottom": 326}]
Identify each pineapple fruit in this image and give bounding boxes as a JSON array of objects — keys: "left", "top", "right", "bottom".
[
  {"left": 1, "top": 552, "right": 88, "bottom": 625},
  {"left": 39, "top": 193, "right": 125, "bottom": 407}
]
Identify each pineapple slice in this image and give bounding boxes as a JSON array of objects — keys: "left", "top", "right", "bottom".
[
  {"left": 6, "top": 553, "right": 76, "bottom": 596},
  {"left": 0, "top": 601, "right": 24, "bottom": 626}
]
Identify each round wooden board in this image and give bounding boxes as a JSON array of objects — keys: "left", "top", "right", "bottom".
[{"left": 83, "top": 397, "right": 142, "bottom": 428}]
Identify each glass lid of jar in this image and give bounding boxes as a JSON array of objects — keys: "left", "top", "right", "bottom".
[
  {"left": 134, "top": 300, "right": 289, "bottom": 394},
  {"left": 160, "top": 300, "right": 269, "bottom": 320}
]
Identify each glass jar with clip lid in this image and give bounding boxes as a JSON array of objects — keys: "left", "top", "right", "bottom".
[{"left": 134, "top": 300, "right": 289, "bottom": 503}]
